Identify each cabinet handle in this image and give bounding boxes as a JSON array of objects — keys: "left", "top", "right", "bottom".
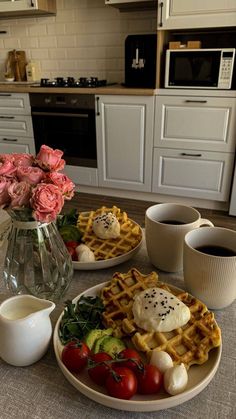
[
  {"left": 181, "top": 152, "right": 202, "bottom": 157},
  {"left": 185, "top": 100, "right": 207, "bottom": 104},
  {"left": 0, "top": 115, "right": 14, "bottom": 119},
  {"left": 159, "top": 1, "right": 163, "bottom": 27},
  {"left": 0, "top": 93, "right": 11, "bottom": 97},
  {"left": 96, "top": 97, "right": 100, "bottom": 116},
  {"left": 2, "top": 138, "right": 18, "bottom": 142},
  {"left": 0, "top": 115, "right": 15, "bottom": 119}
]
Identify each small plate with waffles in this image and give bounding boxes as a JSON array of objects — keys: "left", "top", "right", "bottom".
[
  {"left": 53, "top": 269, "right": 222, "bottom": 412},
  {"left": 73, "top": 206, "right": 143, "bottom": 270}
]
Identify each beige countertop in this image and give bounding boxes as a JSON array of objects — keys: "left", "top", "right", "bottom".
[{"left": 0, "top": 82, "right": 157, "bottom": 96}]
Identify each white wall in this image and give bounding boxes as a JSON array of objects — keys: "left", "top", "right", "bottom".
[{"left": 0, "top": 0, "right": 156, "bottom": 82}]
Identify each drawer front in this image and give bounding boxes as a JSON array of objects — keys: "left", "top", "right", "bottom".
[
  {"left": 152, "top": 148, "right": 235, "bottom": 201},
  {"left": 154, "top": 96, "right": 236, "bottom": 152},
  {"left": 0, "top": 115, "right": 33, "bottom": 138},
  {"left": 0, "top": 136, "right": 35, "bottom": 154},
  {"left": 0, "top": 93, "right": 30, "bottom": 115}
]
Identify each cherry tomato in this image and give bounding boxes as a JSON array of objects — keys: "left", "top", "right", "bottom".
[
  {"left": 118, "top": 348, "right": 144, "bottom": 373},
  {"left": 66, "top": 246, "right": 77, "bottom": 260},
  {"left": 65, "top": 241, "right": 78, "bottom": 248},
  {"left": 62, "top": 340, "right": 90, "bottom": 373},
  {"left": 105, "top": 366, "right": 137, "bottom": 400},
  {"left": 136, "top": 364, "right": 163, "bottom": 394},
  {"left": 88, "top": 352, "right": 113, "bottom": 385}
]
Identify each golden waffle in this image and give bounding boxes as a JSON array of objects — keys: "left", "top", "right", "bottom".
[
  {"left": 101, "top": 268, "right": 159, "bottom": 338},
  {"left": 100, "top": 268, "right": 221, "bottom": 370},
  {"left": 77, "top": 206, "right": 142, "bottom": 261}
]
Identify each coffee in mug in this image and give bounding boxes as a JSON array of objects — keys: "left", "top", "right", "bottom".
[
  {"left": 183, "top": 227, "right": 236, "bottom": 309},
  {"left": 145, "top": 203, "right": 213, "bottom": 272}
]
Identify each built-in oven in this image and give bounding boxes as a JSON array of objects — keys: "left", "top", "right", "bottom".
[{"left": 30, "top": 93, "right": 97, "bottom": 169}]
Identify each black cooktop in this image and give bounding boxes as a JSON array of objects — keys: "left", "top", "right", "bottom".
[{"left": 40, "top": 77, "right": 107, "bottom": 88}]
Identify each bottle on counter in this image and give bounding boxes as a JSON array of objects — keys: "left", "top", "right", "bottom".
[{"left": 26, "top": 61, "right": 41, "bottom": 82}]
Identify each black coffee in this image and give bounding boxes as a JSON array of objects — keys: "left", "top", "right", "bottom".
[
  {"left": 195, "top": 245, "right": 236, "bottom": 257},
  {"left": 160, "top": 220, "right": 186, "bottom": 225}
]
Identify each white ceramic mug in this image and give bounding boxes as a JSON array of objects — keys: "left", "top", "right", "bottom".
[
  {"left": 183, "top": 227, "right": 236, "bottom": 309},
  {"left": 145, "top": 203, "right": 213, "bottom": 272}
]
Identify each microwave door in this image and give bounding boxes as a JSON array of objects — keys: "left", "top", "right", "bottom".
[{"left": 168, "top": 51, "right": 221, "bottom": 88}]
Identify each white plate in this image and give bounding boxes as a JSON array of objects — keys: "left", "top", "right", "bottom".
[
  {"left": 53, "top": 282, "right": 222, "bottom": 412},
  {"left": 72, "top": 220, "right": 143, "bottom": 270}
]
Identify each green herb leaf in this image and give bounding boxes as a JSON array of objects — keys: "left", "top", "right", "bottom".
[{"left": 59, "top": 295, "right": 105, "bottom": 345}]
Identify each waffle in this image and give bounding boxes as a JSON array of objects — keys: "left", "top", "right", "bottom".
[
  {"left": 77, "top": 206, "right": 142, "bottom": 261},
  {"left": 100, "top": 268, "right": 221, "bottom": 370}
]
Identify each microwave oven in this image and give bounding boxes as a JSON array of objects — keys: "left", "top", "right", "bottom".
[{"left": 165, "top": 48, "right": 235, "bottom": 89}]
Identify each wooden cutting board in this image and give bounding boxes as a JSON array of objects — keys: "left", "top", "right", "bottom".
[{"left": 7, "top": 50, "right": 27, "bottom": 81}]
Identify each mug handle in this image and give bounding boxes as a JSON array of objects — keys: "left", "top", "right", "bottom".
[{"left": 199, "top": 218, "right": 214, "bottom": 227}]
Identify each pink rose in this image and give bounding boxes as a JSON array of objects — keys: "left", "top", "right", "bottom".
[
  {"left": 8, "top": 181, "right": 31, "bottom": 208},
  {"left": 13, "top": 153, "right": 34, "bottom": 168},
  {"left": 0, "top": 156, "right": 16, "bottom": 177},
  {"left": 30, "top": 183, "right": 64, "bottom": 223},
  {"left": 17, "top": 166, "right": 45, "bottom": 185},
  {"left": 36, "top": 145, "right": 65, "bottom": 171},
  {"left": 47, "top": 172, "right": 75, "bottom": 200},
  {"left": 0, "top": 176, "right": 11, "bottom": 207}
]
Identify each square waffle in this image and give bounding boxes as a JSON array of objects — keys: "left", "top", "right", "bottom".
[
  {"left": 77, "top": 206, "right": 142, "bottom": 261},
  {"left": 100, "top": 268, "right": 221, "bottom": 370}
]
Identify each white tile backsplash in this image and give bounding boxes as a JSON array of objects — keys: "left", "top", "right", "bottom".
[{"left": 0, "top": 0, "right": 156, "bottom": 82}]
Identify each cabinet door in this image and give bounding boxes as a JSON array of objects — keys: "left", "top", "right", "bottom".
[
  {"left": 152, "top": 148, "right": 234, "bottom": 201},
  {"left": 154, "top": 96, "right": 236, "bottom": 153},
  {"left": 0, "top": 115, "right": 33, "bottom": 138},
  {"left": 96, "top": 95, "right": 154, "bottom": 192},
  {"left": 158, "top": 0, "right": 236, "bottom": 29},
  {"left": 0, "top": 0, "right": 56, "bottom": 17},
  {"left": 0, "top": 136, "right": 35, "bottom": 154},
  {"left": 0, "top": 93, "right": 30, "bottom": 115}
]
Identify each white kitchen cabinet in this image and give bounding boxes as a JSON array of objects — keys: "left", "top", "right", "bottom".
[
  {"left": 0, "top": 92, "right": 35, "bottom": 154},
  {"left": 157, "top": 0, "right": 236, "bottom": 30},
  {"left": 96, "top": 95, "right": 154, "bottom": 192},
  {"left": 105, "top": 0, "right": 156, "bottom": 11},
  {"left": 153, "top": 93, "right": 236, "bottom": 201},
  {"left": 0, "top": 0, "right": 56, "bottom": 19},
  {"left": 152, "top": 148, "right": 234, "bottom": 201},
  {"left": 154, "top": 95, "right": 236, "bottom": 153},
  {"left": 0, "top": 136, "right": 35, "bottom": 154}
]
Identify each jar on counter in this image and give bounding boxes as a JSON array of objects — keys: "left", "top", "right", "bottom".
[{"left": 26, "top": 61, "right": 41, "bottom": 82}]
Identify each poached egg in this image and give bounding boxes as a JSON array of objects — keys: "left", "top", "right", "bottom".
[{"left": 132, "top": 288, "right": 191, "bottom": 332}]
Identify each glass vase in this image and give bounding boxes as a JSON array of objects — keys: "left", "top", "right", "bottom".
[{"left": 3, "top": 214, "right": 73, "bottom": 302}]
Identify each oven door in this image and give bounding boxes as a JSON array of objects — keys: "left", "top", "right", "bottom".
[{"left": 31, "top": 108, "right": 97, "bottom": 168}]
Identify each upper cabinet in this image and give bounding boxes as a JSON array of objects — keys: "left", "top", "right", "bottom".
[
  {"left": 157, "top": 0, "right": 236, "bottom": 30},
  {"left": 105, "top": 0, "right": 157, "bottom": 12},
  {"left": 0, "top": 0, "right": 56, "bottom": 19}
]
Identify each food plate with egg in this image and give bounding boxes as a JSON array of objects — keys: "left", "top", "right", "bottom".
[
  {"left": 53, "top": 271, "right": 222, "bottom": 412},
  {"left": 59, "top": 206, "right": 143, "bottom": 270}
]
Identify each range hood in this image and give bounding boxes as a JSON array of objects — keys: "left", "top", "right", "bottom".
[{"left": 105, "top": 0, "right": 157, "bottom": 12}]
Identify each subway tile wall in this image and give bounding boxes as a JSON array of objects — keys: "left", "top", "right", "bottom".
[{"left": 0, "top": 0, "right": 156, "bottom": 82}]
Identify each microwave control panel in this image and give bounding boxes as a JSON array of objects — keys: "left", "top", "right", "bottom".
[{"left": 218, "top": 51, "right": 235, "bottom": 89}]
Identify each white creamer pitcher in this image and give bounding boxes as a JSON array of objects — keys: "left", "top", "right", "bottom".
[{"left": 0, "top": 295, "right": 55, "bottom": 366}]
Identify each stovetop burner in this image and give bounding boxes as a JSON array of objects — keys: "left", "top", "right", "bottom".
[{"left": 40, "top": 77, "right": 107, "bottom": 88}]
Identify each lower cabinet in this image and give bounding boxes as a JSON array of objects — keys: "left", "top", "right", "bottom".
[
  {"left": 0, "top": 136, "right": 35, "bottom": 154},
  {"left": 152, "top": 148, "right": 235, "bottom": 201},
  {"left": 96, "top": 95, "right": 154, "bottom": 192}
]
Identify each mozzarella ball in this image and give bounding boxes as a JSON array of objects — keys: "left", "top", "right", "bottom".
[
  {"left": 149, "top": 350, "right": 173, "bottom": 373},
  {"left": 164, "top": 363, "right": 188, "bottom": 395},
  {"left": 75, "top": 244, "right": 95, "bottom": 262}
]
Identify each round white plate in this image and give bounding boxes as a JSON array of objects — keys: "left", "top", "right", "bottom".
[
  {"left": 72, "top": 220, "right": 143, "bottom": 270},
  {"left": 53, "top": 282, "right": 222, "bottom": 412}
]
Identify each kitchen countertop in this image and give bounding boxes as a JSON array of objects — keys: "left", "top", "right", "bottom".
[
  {"left": 0, "top": 82, "right": 235, "bottom": 97},
  {"left": 0, "top": 237, "right": 235, "bottom": 419},
  {"left": 0, "top": 82, "right": 157, "bottom": 96}
]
